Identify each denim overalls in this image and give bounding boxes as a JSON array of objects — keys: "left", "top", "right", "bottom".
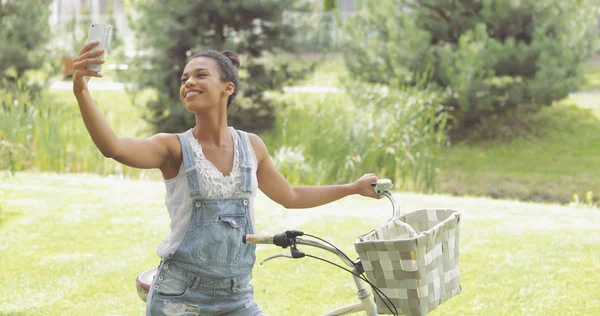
[{"left": 146, "top": 129, "right": 263, "bottom": 316}]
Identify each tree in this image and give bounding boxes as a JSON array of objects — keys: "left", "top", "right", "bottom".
[
  {"left": 0, "top": 0, "right": 53, "bottom": 81},
  {"left": 343, "top": 0, "right": 599, "bottom": 140},
  {"left": 126, "top": 0, "right": 315, "bottom": 134}
]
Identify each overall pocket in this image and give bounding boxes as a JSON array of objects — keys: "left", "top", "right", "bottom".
[{"left": 194, "top": 214, "right": 247, "bottom": 267}]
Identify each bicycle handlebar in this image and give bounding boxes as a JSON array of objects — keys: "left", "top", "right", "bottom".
[
  {"left": 372, "top": 178, "right": 399, "bottom": 220},
  {"left": 243, "top": 231, "right": 360, "bottom": 268}
]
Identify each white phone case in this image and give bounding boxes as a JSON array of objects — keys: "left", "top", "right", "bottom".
[{"left": 85, "top": 24, "right": 112, "bottom": 72}]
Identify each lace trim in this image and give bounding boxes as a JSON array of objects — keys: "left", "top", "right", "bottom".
[{"left": 184, "top": 128, "right": 245, "bottom": 198}]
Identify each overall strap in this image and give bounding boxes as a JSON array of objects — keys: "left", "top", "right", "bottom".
[
  {"left": 176, "top": 133, "right": 202, "bottom": 197},
  {"left": 234, "top": 129, "right": 253, "bottom": 194}
]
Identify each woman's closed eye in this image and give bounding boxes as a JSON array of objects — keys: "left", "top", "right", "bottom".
[{"left": 180, "top": 74, "right": 206, "bottom": 85}]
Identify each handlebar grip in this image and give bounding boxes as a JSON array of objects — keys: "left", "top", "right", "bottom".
[
  {"left": 243, "top": 231, "right": 299, "bottom": 248},
  {"left": 243, "top": 234, "right": 274, "bottom": 244}
]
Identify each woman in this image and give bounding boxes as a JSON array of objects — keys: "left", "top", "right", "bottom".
[{"left": 72, "top": 41, "right": 380, "bottom": 315}]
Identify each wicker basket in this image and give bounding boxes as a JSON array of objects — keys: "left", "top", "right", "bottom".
[{"left": 354, "top": 209, "right": 461, "bottom": 316}]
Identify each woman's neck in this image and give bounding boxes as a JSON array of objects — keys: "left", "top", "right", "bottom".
[{"left": 192, "top": 110, "right": 230, "bottom": 147}]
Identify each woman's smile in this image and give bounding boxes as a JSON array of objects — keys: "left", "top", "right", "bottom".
[{"left": 185, "top": 90, "right": 203, "bottom": 99}]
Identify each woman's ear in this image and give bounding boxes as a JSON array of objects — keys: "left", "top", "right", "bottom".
[{"left": 222, "top": 82, "right": 235, "bottom": 96}]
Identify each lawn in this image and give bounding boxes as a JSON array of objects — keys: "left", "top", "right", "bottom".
[
  {"left": 0, "top": 173, "right": 598, "bottom": 315},
  {"left": 435, "top": 97, "right": 600, "bottom": 204}
]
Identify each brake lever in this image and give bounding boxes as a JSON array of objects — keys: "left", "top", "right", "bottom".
[{"left": 260, "top": 253, "right": 294, "bottom": 265}]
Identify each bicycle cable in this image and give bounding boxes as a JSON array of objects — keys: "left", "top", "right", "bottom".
[
  {"left": 304, "top": 254, "right": 399, "bottom": 316},
  {"left": 302, "top": 233, "right": 399, "bottom": 315},
  {"left": 303, "top": 233, "right": 354, "bottom": 264},
  {"left": 303, "top": 232, "right": 393, "bottom": 309},
  {"left": 303, "top": 233, "right": 398, "bottom": 313}
]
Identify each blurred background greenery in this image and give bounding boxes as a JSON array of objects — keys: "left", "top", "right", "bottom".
[
  {"left": 1, "top": 0, "right": 599, "bottom": 203},
  {"left": 2, "top": 1, "right": 600, "bottom": 315}
]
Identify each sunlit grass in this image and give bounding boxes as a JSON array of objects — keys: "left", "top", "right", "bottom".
[
  {"left": 436, "top": 99, "right": 600, "bottom": 204},
  {"left": 1, "top": 173, "right": 598, "bottom": 315}
]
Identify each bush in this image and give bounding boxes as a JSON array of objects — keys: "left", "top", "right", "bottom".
[
  {"left": 342, "top": 0, "right": 599, "bottom": 140},
  {"left": 264, "top": 86, "right": 448, "bottom": 192},
  {"left": 0, "top": 0, "right": 53, "bottom": 81},
  {"left": 125, "top": 0, "right": 315, "bottom": 135}
]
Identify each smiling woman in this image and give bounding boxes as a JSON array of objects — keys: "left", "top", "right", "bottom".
[
  {"left": 70, "top": 42, "right": 383, "bottom": 316},
  {"left": 180, "top": 50, "right": 241, "bottom": 109}
]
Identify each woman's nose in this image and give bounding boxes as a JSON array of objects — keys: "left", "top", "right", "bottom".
[{"left": 184, "top": 77, "right": 196, "bottom": 87}]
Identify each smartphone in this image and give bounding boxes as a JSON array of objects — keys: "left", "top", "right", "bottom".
[{"left": 85, "top": 24, "right": 112, "bottom": 72}]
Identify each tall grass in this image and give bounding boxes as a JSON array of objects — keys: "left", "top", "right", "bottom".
[
  {"left": 1, "top": 80, "right": 54, "bottom": 172},
  {"left": 263, "top": 85, "right": 448, "bottom": 192},
  {"left": 0, "top": 82, "right": 155, "bottom": 178}
]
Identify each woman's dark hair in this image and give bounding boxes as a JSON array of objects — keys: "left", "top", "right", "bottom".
[{"left": 189, "top": 50, "right": 240, "bottom": 107}]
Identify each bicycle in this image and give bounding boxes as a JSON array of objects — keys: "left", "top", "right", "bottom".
[
  {"left": 136, "top": 179, "right": 398, "bottom": 314},
  {"left": 136, "top": 179, "right": 461, "bottom": 315}
]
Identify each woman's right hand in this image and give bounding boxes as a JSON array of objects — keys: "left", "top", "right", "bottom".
[{"left": 72, "top": 41, "right": 105, "bottom": 93}]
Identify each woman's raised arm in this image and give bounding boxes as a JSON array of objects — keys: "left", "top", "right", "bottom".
[{"left": 72, "top": 42, "right": 178, "bottom": 171}]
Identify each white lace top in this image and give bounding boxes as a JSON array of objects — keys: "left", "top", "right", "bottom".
[
  {"left": 184, "top": 127, "right": 246, "bottom": 198},
  {"left": 156, "top": 127, "right": 259, "bottom": 258}
]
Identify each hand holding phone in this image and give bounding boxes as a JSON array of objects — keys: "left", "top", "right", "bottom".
[{"left": 85, "top": 24, "right": 112, "bottom": 73}]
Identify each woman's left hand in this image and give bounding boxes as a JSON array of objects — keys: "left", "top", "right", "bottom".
[{"left": 353, "top": 173, "right": 381, "bottom": 199}]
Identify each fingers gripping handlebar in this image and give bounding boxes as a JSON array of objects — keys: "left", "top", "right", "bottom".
[{"left": 242, "top": 178, "right": 397, "bottom": 267}]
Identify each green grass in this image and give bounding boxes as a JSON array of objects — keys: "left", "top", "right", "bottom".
[
  {"left": 49, "top": 88, "right": 156, "bottom": 178},
  {"left": 1, "top": 86, "right": 157, "bottom": 178},
  {"left": 263, "top": 88, "right": 446, "bottom": 192},
  {"left": 581, "top": 62, "right": 600, "bottom": 91},
  {"left": 0, "top": 173, "right": 599, "bottom": 315},
  {"left": 436, "top": 97, "right": 600, "bottom": 204}
]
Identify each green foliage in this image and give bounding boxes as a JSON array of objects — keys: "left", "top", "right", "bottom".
[
  {"left": 343, "top": 0, "right": 600, "bottom": 140},
  {"left": 263, "top": 86, "right": 448, "bottom": 192},
  {"left": 125, "top": 0, "right": 315, "bottom": 134},
  {"left": 0, "top": 85, "right": 153, "bottom": 177},
  {"left": 0, "top": 0, "right": 53, "bottom": 80},
  {"left": 323, "top": 0, "right": 336, "bottom": 11},
  {"left": 0, "top": 79, "right": 56, "bottom": 172}
]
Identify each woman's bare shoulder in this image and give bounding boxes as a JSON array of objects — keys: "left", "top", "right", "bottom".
[{"left": 245, "top": 132, "right": 268, "bottom": 162}]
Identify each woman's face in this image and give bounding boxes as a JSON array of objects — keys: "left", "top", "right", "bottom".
[{"left": 179, "top": 57, "right": 234, "bottom": 112}]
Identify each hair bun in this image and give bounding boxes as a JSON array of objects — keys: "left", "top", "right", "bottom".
[{"left": 221, "top": 50, "right": 240, "bottom": 69}]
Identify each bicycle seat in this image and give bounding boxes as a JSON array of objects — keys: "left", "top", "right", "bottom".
[{"left": 135, "top": 267, "right": 157, "bottom": 302}]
